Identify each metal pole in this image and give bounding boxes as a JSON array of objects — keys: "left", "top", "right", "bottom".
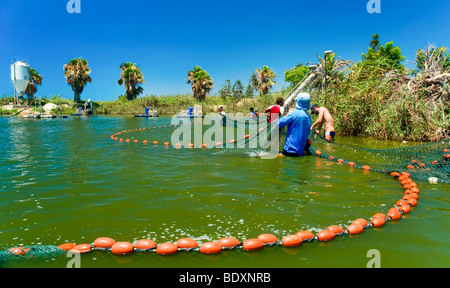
[{"left": 13, "top": 59, "right": 16, "bottom": 105}]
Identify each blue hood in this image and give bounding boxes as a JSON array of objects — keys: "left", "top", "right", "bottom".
[{"left": 296, "top": 93, "right": 311, "bottom": 111}]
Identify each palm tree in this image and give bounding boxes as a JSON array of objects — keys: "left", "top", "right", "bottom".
[
  {"left": 309, "top": 53, "right": 353, "bottom": 92},
  {"left": 186, "top": 66, "right": 214, "bottom": 101},
  {"left": 63, "top": 57, "right": 92, "bottom": 103},
  {"left": 24, "top": 68, "right": 43, "bottom": 105},
  {"left": 256, "top": 66, "right": 276, "bottom": 95},
  {"left": 117, "top": 62, "right": 145, "bottom": 100}
]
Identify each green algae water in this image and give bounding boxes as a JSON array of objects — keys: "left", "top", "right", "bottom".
[{"left": 0, "top": 115, "right": 449, "bottom": 268}]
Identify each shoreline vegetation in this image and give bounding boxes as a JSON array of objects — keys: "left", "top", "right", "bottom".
[{"left": 3, "top": 35, "right": 449, "bottom": 142}]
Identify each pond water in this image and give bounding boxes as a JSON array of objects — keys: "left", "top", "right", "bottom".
[{"left": 0, "top": 115, "right": 448, "bottom": 268}]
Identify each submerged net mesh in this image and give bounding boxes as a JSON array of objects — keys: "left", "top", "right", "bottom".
[
  {"left": 309, "top": 134, "right": 450, "bottom": 183},
  {"left": 0, "top": 245, "right": 66, "bottom": 266}
]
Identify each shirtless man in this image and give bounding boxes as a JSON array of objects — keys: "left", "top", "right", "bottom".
[{"left": 310, "top": 104, "right": 335, "bottom": 141}]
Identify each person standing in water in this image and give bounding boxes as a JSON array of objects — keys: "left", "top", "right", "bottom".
[
  {"left": 277, "top": 93, "right": 312, "bottom": 157},
  {"left": 310, "top": 104, "right": 336, "bottom": 141}
]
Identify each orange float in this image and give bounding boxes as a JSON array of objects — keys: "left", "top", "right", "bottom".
[
  {"left": 337, "top": 159, "right": 344, "bottom": 164},
  {"left": 176, "top": 238, "right": 198, "bottom": 249},
  {"left": 370, "top": 216, "right": 385, "bottom": 227},
  {"left": 391, "top": 172, "right": 401, "bottom": 178},
  {"left": 156, "top": 242, "right": 178, "bottom": 255},
  {"left": 143, "top": 140, "right": 148, "bottom": 144},
  {"left": 70, "top": 244, "right": 92, "bottom": 254},
  {"left": 346, "top": 223, "right": 364, "bottom": 235},
  {"left": 257, "top": 234, "right": 278, "bottom": 244},
  {"left": 93, "top": 237, "right": 116, "bottom": 249},
  {"left": 153, "top": 141, "right": 158, "bottom": 145},
  {"left": 327, "top": 225, "right": 344, "bottom": 235},
  {"left": 362, "top": 165, "right": 371, "bottom": 171},
  {"left": 200, "top": 242, "right": 222, "bottom": 254},
  {"left": 405, "top": 197, "right": 418, "bottom": 206},
  {"left": 134, "top": 239, "right": 157, "bottom": 250},
  {"left": 398, "top": 203, "right": 411, "bottom": 214},
  {"left": 388, "top": 207, "right": 402, "bottom": 220},
  {"left": 372, "top": 213, "right": 386, "bottom": 220},
  {"left": 58, "top": 243, "right": 76, "bottom": 251},
  {"left": 410, "top": 187, "right": 420, "bottom": 194},
  {"left": 243, "top": 239, "right": 264, "bottom": 251},
  {"left": 296, "top": 231, "right": 314, "bottom": 241},
  {"left": 315, "top": 150, "right": 322, "bottom": 156},
  {"left": 316, "top": 230, "right": 335, "bottom": 241},
  {"left": 281, "top": 235, "right": 302, "bottom": 247},
  {"left": 111, "top": 242, "right": 134, "bottom": 255},
  {"left": 217, "top": 237, "right": 240, "bottom": 248},
  {"left": 352, "top": 218, "right": 368, "bottom": 227},
  {"left": 348, "top": 162, "right": 356, "bottom": 167}
]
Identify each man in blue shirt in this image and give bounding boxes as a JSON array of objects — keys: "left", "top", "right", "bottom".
[{"left": 277, "top": 93, "right": 312, "bottom": 157}]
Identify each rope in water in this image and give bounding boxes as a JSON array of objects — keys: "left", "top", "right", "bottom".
[{"left": 110, "top": 120, "right": 262, "bottom": 147}]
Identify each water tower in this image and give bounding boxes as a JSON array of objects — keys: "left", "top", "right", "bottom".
[{"left": 10, "top": 61, "right": 31, "bottom": 105}]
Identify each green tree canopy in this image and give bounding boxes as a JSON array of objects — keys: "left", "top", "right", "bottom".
[
  {"left": 63, "top": 57, "right": 92, "bottom": 103},
  {"left": 186, "top": 66, "right": 214, "bottom": 101},
  {"left": 361, "top": 35, "right": 406, "bottom": 73},
  {"left": 284, "top": 63, "right": 310, "bottom": 87},
  {"left": 231, "top": 80, "right": 244, "bottom": 100},
  {"left": 117, "top": 62, "right": 145, "bottom": 100},
  {"left": 218, "top": 79, "right": 231, "bottom": 100}
]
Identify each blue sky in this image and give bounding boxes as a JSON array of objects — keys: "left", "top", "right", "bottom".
[{"left": 1, "top": 0, "right": 449, "bottom": 102}]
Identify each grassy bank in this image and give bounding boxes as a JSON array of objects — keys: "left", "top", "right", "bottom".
[
  {"left": 2, "top": 85, "right": 448, "bottom": 142},
  {"left": 94, "top": 93, "right": 285, "bottom": 115}
]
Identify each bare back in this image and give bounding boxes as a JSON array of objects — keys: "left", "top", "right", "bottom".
[
  {"left": 321, "top": 107, "right": 334, "bottom": 132},
  {"left": 311, "top": 107, "right": 335, "bottom": 132}
]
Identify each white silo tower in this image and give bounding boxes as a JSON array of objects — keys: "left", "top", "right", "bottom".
[{"left": 11, "top": 61, "right": 31, "bottom": 105}]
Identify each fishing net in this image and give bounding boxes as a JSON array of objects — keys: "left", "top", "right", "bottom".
[
  {"left": 309, "top": 134, "right": 450, "bottom": 183},
  {"left": 0, "top": 245, "right": 66, "bottom": 266},
  {"left": 218, "top": 75, "right": 450, "bottom": 184}
]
